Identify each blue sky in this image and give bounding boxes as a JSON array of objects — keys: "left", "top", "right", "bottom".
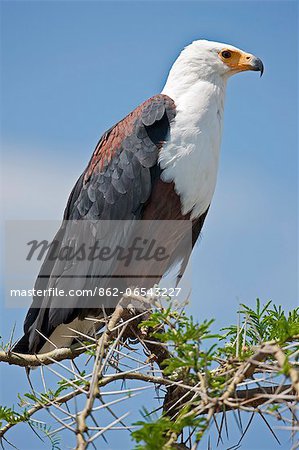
[{"left": 0, "top": 1, "right": 298, "bottom": 449}]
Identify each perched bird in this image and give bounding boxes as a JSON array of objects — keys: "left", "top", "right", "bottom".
[{"left": 13, "top": 40, "right": 263, "bottom": 355}]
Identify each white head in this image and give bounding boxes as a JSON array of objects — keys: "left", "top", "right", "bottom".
[
  {"left": 160, "top": 40, "right": 263, "bottom": 218},
  {"left": 162, "top": 39, "right": 263, "bottom": 100}
]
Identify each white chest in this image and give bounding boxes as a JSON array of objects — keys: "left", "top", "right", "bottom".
[{"left": 160, "top": 80, "right": 226, "bottom": 219}]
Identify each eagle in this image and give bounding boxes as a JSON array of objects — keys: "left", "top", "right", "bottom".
[{"left": 13, "top": 40, "right": 263, "bottom": 355}]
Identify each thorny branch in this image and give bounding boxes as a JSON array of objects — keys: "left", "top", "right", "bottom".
[
  {"left": 0, "top": 296, "right": 298, "bottom": 449},
  {"left": 0, "top": 345, "right": 87, "bottom": 367}
]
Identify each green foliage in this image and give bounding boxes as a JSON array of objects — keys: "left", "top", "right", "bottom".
[
  {"left": 0, "top": 405, "right": 29, "bottom": 428},
  {"left": 141, "top": 307, "right": 220, "bottom": 380},
  {"left": 132, "top": 407, "right": 207, "bottom": 450},
  {"left": 132, "top": 299, "right": 299, "bottom": 448},
  {"left": 30, "top": 421, "right": 61, "bottom": 450},
  {"left": 17, "top": 370, "right": 87, "bottom": 411},
  {"left": 221, "top": 299, "right": 299, "bottom": 359},
  {"left": 0, "top": 402, "right": 61, "bottom": 449}
]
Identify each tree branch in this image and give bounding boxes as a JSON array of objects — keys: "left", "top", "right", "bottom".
[{"left": 0, "top": 344, "right": 88, "bottom": 367}]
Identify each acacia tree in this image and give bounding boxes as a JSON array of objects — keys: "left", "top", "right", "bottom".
[{"left": 0, "top": 297, "right": 298, "bottom": 450}]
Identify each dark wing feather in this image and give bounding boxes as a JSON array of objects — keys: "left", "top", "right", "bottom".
[{"left": 13, "top": 94, "right": 176, "bottom": 354}]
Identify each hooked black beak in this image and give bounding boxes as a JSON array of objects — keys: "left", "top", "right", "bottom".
[{"left": 251, "top": 57, "right": 264, "bottom": 77}]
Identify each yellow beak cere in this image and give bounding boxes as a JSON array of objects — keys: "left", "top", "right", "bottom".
[{"left": 219, "top": 48, "right": 264, "bottom": 75}]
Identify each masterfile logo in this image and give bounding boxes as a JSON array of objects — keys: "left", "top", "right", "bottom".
[{"left": 5, "top": 220, "right": 192, "bottom": 308}]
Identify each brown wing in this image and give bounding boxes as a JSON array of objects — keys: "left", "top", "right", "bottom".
[{"left": 64, "top": 94, "right": 176, "bottom": 221}]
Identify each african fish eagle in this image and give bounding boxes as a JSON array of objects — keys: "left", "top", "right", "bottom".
[{"left": 13, "top": 40, "right": 263, "bottom": 354}]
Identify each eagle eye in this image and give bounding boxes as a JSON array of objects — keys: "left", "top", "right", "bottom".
[{"left": 221, "top": 50, "right": 232, "bottom": 59}]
